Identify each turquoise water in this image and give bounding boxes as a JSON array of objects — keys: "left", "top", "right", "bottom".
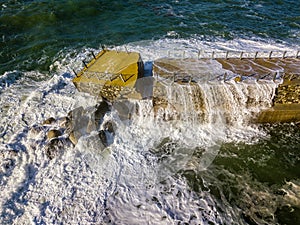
[{"left": 0, "top": 0, "right": 300, "bottom": 224}]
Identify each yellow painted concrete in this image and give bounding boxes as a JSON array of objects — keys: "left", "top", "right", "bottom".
[{"left": 73, "top": 50, "right": 141, "bottom": 90}]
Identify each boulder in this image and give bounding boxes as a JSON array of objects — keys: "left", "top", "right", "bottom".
[
  {"left": 68, "top": 106, "right": 84, "bottom": 119},
  {"left": 103, "top": 120, "right": 116, "bottom": 134},
  {"left": 69, "top": 107, "right": 91, "bottom": 135},
  {"left": 59, "top": 116, "right": 71, "bottom": 129},
  {"left": 98, "top": 130, "right": 108, "bottom": 147},
  {"left": 68, "top": 131, "right": 78, "bottom": 145},
  {"left": 45, "top": 138, "right": 65, "bottom": 160},
  {"left": 86, "top": 119, "right": 96, "bottom": 134},
  {"left": 95, "top": 100, "right": 110, "bottom": 121},
  {"left": 42, "top": 117, "right": 56, "bottom": 125},
  {"left": 113, "top": 100, "right": 134, "bottom": 121},
  {"left": 47, "top": 129, "right": 62, "bottom": 140},
  {"left": 234, "top": 76, "right": 242, "bottom": 82},
  {"left": 64, "top": 117, "right": 74, "bottom": 134}
]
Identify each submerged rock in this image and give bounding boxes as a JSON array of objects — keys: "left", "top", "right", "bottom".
[
  {"left": 79, "top": 132, "right": 107, "bottom": 152},
  {"left": 44, "top": 138, "right": 64, "bottom": 160},
  {"left": 29, "top": 124, "right": 45, "bottom": 136}
]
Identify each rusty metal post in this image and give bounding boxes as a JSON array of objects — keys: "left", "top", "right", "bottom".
[
  {"left": 225, "top": 51, "right": 229, "bottom": 60},
  {"left": 82, "top": 60, "right": 88, "bottom": 68},
  {"left": 91, "top": 51, "right": 96, "bottom": 59},
  {"left": 223, "top": 73, "right": 227, "bottom": 82},
  {"left": 268, "top": 51, "right": 273, "bottom": 59},
  {"left": 73, "top": 69, "right": 78, "bottom": 77},
  {"left": 282, "top": 51, "right": 287, "bottom": 59},
  {"left": 125, "top": 46, "right": 129, "bottom": 54},
  {"left": 272, "top": 72, "right": 277, "bottom": 81}
]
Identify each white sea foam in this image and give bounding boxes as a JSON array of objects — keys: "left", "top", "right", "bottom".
[{"left": 0, "top": 37, "right": 295, "bottom": 224}]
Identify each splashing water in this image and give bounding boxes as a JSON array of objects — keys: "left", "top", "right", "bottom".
[{"left": 1, "top": 38, "right": 294, "bottom": 224}]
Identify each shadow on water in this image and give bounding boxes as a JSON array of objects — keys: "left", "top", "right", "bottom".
[
  {"left": 0, "top": 155, "right": 17, "bottom": 188},
  {"left": 181, "top": 123, "right": 300, "bottom": 225},
  {"left": 1, "top": 163, "right": 38, "bottom": 224}
]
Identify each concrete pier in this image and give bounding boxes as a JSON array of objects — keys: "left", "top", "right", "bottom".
[
  {"left": 152, "top": 56, "right": 300, "bottom": 123},
  {"left": 72, "top": 49, "right": 300, "bottom": 123}
]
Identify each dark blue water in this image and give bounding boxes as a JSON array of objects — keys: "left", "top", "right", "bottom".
[{"left": 1, "top": 0, "right": 299, "bottom": 74}]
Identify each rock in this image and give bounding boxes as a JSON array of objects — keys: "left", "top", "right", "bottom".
[
  {"left": 47, "top": 129, "right": 62, "bottom": 140},
  {"left": 68, "top": 106, "right": 84, "bottom": 120},
  {"left": 59, "top": 116, "right": 71, "bottom": 129},
  {"left": 98, "top": 130, "right": 107, "bottom": 147},
  {"left": 95, "top": 100, "right": 110, "bottom": 121},
  {"left": 45, "top": 138, "right": 63, "bottom": 160},
  {"left": 64, "top": 117, "right": 74, "bottom": 134},
  {"left": 86, "top": 119, "right": 96, "bottom": 134},
  {"left": 103, "top": 120, "right": 116, "bottom": 134},
  {"left": 153, "top": 97, "right": 168, "bottom": 108},
  {"left": 113, "top": 100, "right": 134, "bottom": 121},
  {"left": 234, "top": 76, "right": 242, "bottom": 82},
  {"left": 81, "top": 132, "right": 106, "bottom": 152},
  {"left": 68, "top": 106, "right": 91, "bottom": 135},
  {"left": 43, "top": 117, "right": 56, "bottom": 125},
  {"left": 68, "top": 131, "right": 78, "bottom": 145}
]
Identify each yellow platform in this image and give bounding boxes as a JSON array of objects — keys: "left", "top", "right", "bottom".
[{"left": 73, "top": 49, "right": 144, "bottom": 99}]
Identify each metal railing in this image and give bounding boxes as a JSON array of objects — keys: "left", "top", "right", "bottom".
[
  {"left": 165, "top": 49, "right": 300, "bottom": 60},
  {"left": 72, "top": 46, "right": 300, "bottom": 80},
  {"left": 154, "top": 71, "right": 300, "bottom": 84},
  {"left": 78, "top": 71, "right": 135, "bottom": 83}
]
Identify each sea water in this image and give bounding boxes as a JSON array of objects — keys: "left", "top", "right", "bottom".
[{"left": 0, "top": 1, "right": 300, "bottom": 224}]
